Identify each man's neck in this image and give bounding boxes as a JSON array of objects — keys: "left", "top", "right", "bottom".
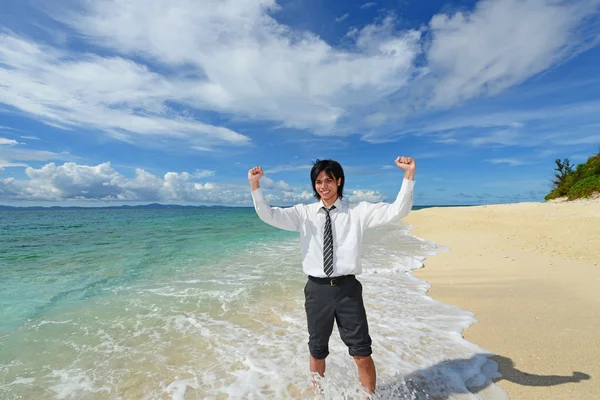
[{"left": 322, "top": 196, "right": 338, "bottom": 208}]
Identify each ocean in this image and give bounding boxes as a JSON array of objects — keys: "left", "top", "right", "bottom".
[{"left": 0, "top": 207, "right": 507, "bottom": 399}]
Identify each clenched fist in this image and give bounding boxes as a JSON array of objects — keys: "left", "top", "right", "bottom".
[
  {"left": 248, "top": 166, "right": 264, "bottom": 184},
  {"left": 395, "top": 156, "right": 416, "bottom": 179},
  {"left": 394, "top": 156, "right": 415, "bottom": 171}
]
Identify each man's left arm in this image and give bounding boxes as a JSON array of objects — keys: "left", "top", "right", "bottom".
[{"left": 361, "top": 156, "right": 416, "bottom": 229}]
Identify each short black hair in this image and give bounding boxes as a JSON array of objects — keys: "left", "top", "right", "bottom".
[{"left": 310, "top": 159, "right": 345, "bottom": 200}]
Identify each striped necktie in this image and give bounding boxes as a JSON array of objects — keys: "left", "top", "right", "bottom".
[{"left": 322, "top": 205, "right": 336, "bottom": 277}]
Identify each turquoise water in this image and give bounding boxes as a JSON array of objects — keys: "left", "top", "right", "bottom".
[
  {"left": 0, "top": 207, "right": 506, "bottom": 399},
  {"left": 0, "top": 208, "right": 294, "bottom": 334}
]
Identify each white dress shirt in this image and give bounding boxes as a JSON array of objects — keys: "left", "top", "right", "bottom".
[{"left": 251, "top": 178, "right": 415, "bottom": 277}]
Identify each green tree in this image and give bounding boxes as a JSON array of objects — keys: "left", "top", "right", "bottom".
[
  {"left": 545, "top": 146, "right": 600, "bottom": 201},
  {"left": 552, "top": 158, "right": 573, "bottom": 188}
]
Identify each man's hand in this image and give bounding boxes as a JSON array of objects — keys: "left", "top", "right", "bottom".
[
  {"left": 248, "top": 166, "right": 264, "bottom": 190},
  {"left": 395, "top": 156, "right": 416, "bottom": 180}
]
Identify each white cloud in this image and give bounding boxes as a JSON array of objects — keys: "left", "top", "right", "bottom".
[
  {"left": 0, "top": 35, "right": 249, "bottom": 149},
  {"left": 347, "top": 190, "right": 383, "bottom": 202},
  {"left": 485, "top": 158, "right": 527, "bottom": 166},
  {"left": 361, "top": 2, "right": 377, "bottom": 9},
  {"left": 0, "top": 125, "right": 21, "bottom": 132},
  {"left": 278, "top": 190, "right": 314, "bottom": 202},
  {"left": 0, "top": 138, "right": 19, "bottom": 145},
  {"left": 0, "top": 177, "right": 21, "bottom": 196},
  {"left": 23, "top": 162, "right": 124, "bottom": 200},
  {"left": 0, "top": 144, "right": 69, "bottom": 165},
  {"left": 192, "top": 169, "right": 215, "bottom": 179},
  {"left": 47, "top": 0, "right": 420, "bottom": 133},
  {"left": 426, "top": 0, "right": 600, "bottom": 108},
  {"left": 399, "top": 100, "right": 600, "bottom": 147},
  {"left": 0, "top": 160, "right": 29, "bottom": 169},
  {"left": 0, "top": 161, "right": 395, "bottom": 205},
  {"left": 335, "top": 13, "right": 349, "bottom": 23},
  {"left": 434, "top": 137, "right": 459, "bottom": 144},
  {"left": 0, "top": 0, "right": 596, "bottom": 148},
  {"left": 0, "top": 161, "right": 309, "bottom": 204},
  {"left": 260, "top": 176, "right": 295, "bottom": 192}
]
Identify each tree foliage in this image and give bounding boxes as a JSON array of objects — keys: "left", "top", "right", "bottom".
[
  {"left": 552, "top": 158, "right": 573, "bottom": 187},
  {"left": 545, "top": 146, "right": 600, "bottom": 201}
]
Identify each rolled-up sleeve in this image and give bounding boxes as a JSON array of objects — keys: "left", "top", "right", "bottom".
[
  {"left": 360, "top": 178, "right": 415, "bottom": 229},
  {"left": 251, "top": 188, "right": 302, "bottom": 232}
]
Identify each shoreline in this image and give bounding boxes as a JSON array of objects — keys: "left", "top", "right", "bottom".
[{"left": 404, "top": 199, "right": 600, "bottom": 399}]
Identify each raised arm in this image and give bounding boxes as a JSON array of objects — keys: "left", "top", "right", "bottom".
[
  {"left": 361, "top": 156, "right": 416, "bottom": 229},
  {"left": 248, "top": 166, "right": 302, "bottom": 232}
]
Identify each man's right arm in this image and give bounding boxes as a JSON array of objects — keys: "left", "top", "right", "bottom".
[{"left": 249, "top": 166, "right": 302, "bottom": 232}]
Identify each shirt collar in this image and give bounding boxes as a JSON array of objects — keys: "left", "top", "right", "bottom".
[{"left": 317, "top": 197, "right": 343, "bottom": 213}]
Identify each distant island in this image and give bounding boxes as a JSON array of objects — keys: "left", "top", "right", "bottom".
[
  {"left": 546, "top": 146, "right": 600, "bottom": 201},
  {"left": 0, "top": 203, "right": 454, "bottom": 211},
  {"left": 0, "top": 203, "right": 239, "bottom": 210}
]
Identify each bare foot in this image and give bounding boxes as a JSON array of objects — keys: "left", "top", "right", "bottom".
[{"left": 310, "top": 374, "right": 324, "bottom": 399}]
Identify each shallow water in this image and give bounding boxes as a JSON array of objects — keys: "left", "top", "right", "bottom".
[{"left": 0, "top": 208, "right": 507, "bottom": 399}]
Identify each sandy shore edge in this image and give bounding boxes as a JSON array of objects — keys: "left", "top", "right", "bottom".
[{"left": 404, "top": 199, "right": 600, "bottom": 400}]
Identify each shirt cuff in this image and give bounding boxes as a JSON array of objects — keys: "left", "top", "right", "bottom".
[
  {"left": 400, "top": 177, "right": 415, "bottom": 192},
  {"left": 251, "top": 187, "right": 265, "bottom": 203}
]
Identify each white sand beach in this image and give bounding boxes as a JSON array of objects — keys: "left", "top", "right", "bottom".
[{"left": 405, "top": 199, "right": 600, "bottom": 400}]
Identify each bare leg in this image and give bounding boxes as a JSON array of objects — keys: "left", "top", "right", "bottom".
[
  {"left": 354, "top": 355, "right": 376, "bottom": 393},
  {"left": 310, "top": 355, "right": 326, "bottom": 376},
  {"left": 310, "top": 355, "right": 326, "bottom": 397}
]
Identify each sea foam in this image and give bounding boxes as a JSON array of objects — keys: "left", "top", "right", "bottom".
[{"left": 1, "top": 211, "right": 507, "bottom": 399}]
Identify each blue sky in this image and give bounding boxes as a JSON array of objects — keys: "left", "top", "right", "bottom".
[{"left": 1, "top": 0, "right": 599, "bottom": 207}]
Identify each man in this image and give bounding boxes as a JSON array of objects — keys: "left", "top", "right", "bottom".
[{"left": 248, "top": 156, "right": 416, "bottom": 394}]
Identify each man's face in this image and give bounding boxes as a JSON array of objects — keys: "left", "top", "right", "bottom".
[{"left": 315, "top": 170, "right": 341, "bottom": 203}]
